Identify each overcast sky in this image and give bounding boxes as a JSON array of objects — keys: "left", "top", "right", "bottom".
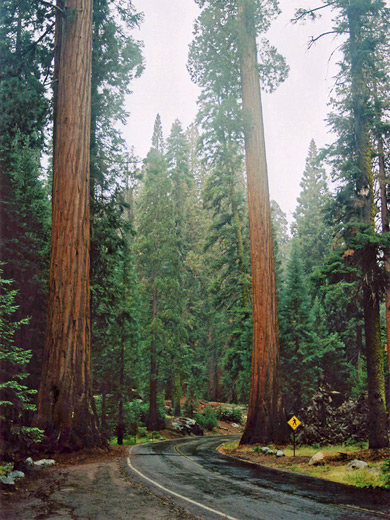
[{"left": 123, "top": 0, "right": 339, "bottom": 221}]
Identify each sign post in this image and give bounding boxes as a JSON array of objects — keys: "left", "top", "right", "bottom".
[{"left": 287, "top": 415, "right": 301, "bottom": 457}]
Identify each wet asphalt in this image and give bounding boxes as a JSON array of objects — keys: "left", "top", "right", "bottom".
[{"left": 126, "top": 435, "right": 390, "bottom": 520}]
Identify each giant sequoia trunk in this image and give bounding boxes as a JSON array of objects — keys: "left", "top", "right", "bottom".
[
  {"left": 348, "top": 5, "right": 388, "bottom": 448},
  {"left": 237, "top": 0, "right": 286, "bottom": 445},
  {"left": 34, "top": 0, "right": 103, "bottom": 449}
]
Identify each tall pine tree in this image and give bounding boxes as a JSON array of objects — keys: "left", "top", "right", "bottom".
[
  {"left": 292, "top": 139, "right": 332, "bottom": 282},
  {"left": 135, "top": 117, "right": 179, "bottom": 429},
  {"left": 0, "top": 0, "right": 52, "bottom": 390},
  {"left": 295, "top": 0, "right": 390, "bottom": 447}
]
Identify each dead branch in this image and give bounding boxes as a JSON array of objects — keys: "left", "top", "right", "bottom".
[{"left": 292, "top": 3, "right": 336, "bottom": 24}]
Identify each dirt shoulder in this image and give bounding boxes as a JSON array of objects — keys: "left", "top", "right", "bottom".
[{"left": 1, "top": 446, "right": 200, "bottom": 520}]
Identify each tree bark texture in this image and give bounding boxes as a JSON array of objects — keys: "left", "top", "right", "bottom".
[
  {"left": 237, "top": 0, "right": 286, "bottom": 445},
  {"left": 35, "top": 0, "right": 103, "bottom": 449},
  {"left": 347, "top": 5, "right": 388, "bottom": 448}
]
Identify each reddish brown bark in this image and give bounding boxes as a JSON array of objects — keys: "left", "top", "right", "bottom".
[
  {"left": 237, "top": 0, "right": 286, "bottom": 445},
  {"left": 34, "top": 0, "right": 103, "bottom": 449}
]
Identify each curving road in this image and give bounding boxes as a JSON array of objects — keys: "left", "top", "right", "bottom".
[{"left": 126, "top": 435, "right": 390, "bottom": 520}]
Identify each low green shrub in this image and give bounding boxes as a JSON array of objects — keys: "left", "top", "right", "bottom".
[
  {"left": 137, "top": 426, "right": 148, "bottom": 438},
  {"left": 125, "top": 399, "right": 149, "bottom": 435},
  {"left": 344, "top": 439, "right": 368, "bottom": 449},
  {"left": 381, "top": 458, "right": 390, "bottom": 488},
  {"left": 183, "top": 394, "right": 198, "bottom": 418},
  {"left": 215, "top": 406, "right": 243, "bottom": 424},
  {"left": 194, "top": 406, "right": 218, "bottom": 431}
]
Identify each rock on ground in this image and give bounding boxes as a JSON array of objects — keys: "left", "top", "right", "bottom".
[
  {"left": 346, "top": 459, "right": 369, "bottom": 471},
  {"left": 309, "top": 452, "right": 324, "bottom": 466},
  {"left": 171, "top": 417, "right": 203, "bottom": 436}
]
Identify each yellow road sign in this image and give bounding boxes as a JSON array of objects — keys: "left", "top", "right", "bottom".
[{"left": 288, "top": 416, "right": 301, "bottom": 430}]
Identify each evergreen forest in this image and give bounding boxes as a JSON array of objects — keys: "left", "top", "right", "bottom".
[{"left": 0, "top": 0, "right": 389, "bottom": 461}]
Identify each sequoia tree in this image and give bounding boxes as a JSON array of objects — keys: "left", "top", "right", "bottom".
[
  {"left": 35, "top": 0, "right": 103, "bottom": 448},
  {"left": 189, "top": 0, "right": 287, "bottom": 439},
  {"left": 237, "top": 0, "right": 286, "bottom": 444}
]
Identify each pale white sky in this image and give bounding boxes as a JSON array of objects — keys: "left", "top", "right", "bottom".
[{"left": 123, "top": 0, "right": 339, "bottom": 220}]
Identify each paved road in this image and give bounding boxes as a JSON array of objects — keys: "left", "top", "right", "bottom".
[{"left": 126, "top": 436, "right": 390, "bottom": 520}]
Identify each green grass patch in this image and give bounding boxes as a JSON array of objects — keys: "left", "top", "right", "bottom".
[
  {"left": 222, "top": 442, "right": 369, "bottom": 458},
  {"left": 277, "top": 463, "right": 385, "bottom": 488},
  {"left": 281, "top": 443, "right": 367, "bottom": 457},
  {"left": 222, "top": 440, "right": 239, "bottom": 450}
]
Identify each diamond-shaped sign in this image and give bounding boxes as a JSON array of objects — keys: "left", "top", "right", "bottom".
[{"left": 288, "top": 416, "right": 301, "bottom": 430}]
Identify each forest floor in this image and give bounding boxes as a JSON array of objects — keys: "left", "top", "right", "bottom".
[
  {"left": 220, "top": 442, "right": 390, "bottom": 488},
  {"left": 0, "top": 445, "right": 201, "bottom": 520}
]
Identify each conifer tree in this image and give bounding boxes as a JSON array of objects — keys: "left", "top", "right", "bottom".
[
  {"left": 165, "top": 120, "right": 195, "bottom": 415},
  {"left": 0, "top": 268, "right": 43, "bottom": 458},
  {"left": 271, "top": 200, "right": 290, "bottom": 278},
  {"left": 35, "top": 0, "right": 104, "bottom": 448},
  {"left": 292, "top": 140, "right": 332, "bottom": 281},
  {"left": 295, "top": 0, "right": 389, "bottom": 447},
  {"left": 91, "top": 175, "right": 140, "bottom": 442},
  {"left": 279, "top": 240, "right": 317, "bottom": 412},
  {"left": 0, "top": 0, "right": 52, "bottom": 389},
  {"left": 183, "top": 123, "right": 214, "bottom": 402},
  {"left": 201, "top": 152, "right": 252, "bottom": 402},
  {"left": 189, "top": 0, "right": 288, "bottom": 421},
  {"left": 89, "top": 0, "right": 143, "bottom": 439},
  {"left": 136, "top": 118, "right": 179, "bottom": 429},
  {"left": 90, "top": 0, "right": 143, "bottom": 195},
  {"left": 152, "top": 114, "right": 165, "bottom": 153},
  {"left": 334, "top": 0, "right": 388, "bottom": 448},
  {"left": 237, "top": 0, "right": 287, "bottom": 443}
]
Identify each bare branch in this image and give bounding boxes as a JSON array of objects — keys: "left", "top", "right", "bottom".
[
  {"left": 328, "top": 42, "right": 344, "bottom": 64},
  {"left": 292, "top": 3, "right": 335, "bottom": 24},
  {"left": 308, "top": 30, "right": 340, "bottom": 48}
]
